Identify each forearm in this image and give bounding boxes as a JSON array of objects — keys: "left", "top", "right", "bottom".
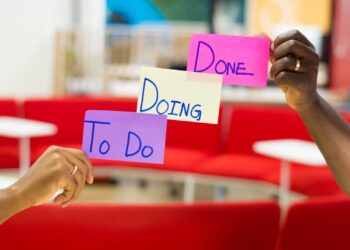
[
  {"left": 0, "top": 185, "right": 29, "bottom": 224},
  {"left": 297, "top": 94, "right": 350, "bottom": 195}
]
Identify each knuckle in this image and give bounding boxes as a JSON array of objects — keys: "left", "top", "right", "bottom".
[
  {"left": 288, "top": 40, "right": 297, "bottom": 51},
  {"left": 270, "top": 64, "right": 276, "bottom": 74},
  {"left": 54, "top": 162, "right": 65, "bottom": 173},
  {"left": 47, "top": 146, "right": 56, "bottom": 154},
  {"left": 51, "top": 165, "right": 66, "bottom": 184},
  {"left": 274, "top": 35, "right": 281, "bottom": 45},
  {"left": 79, "top": 151, "right": 88, "bottom": 160},
  {"left": 51, "top": 152, "right": 63, "bottom": 164},
  {"left": 78, "top": 152, "right": 86, "bottom": 161},
  {"left": 281, "top": 57, "right": 290, "bottom": 65},
  {"left": 276, "top": 71, "right": 287, "bottom": 82},
  {"left": 71, "top": 149, "right": 84, "bottom": 159},
  {"left": 49, "top": 145, "right": 61, "bottom": 153},
  {"left": 291, "top": 29, "right": 301, "bottom": 38},
  {"left": 314, "top": 53, "right": 321, "bottom": 64}
]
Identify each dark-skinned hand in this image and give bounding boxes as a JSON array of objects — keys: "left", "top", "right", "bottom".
[{"left": 267, "top": 30, "right": 320, "bottom": 112}]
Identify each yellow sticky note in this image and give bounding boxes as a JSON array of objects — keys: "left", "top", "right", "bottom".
[{"left": 137, "top": 67, "right": 223, "bottom": 124}]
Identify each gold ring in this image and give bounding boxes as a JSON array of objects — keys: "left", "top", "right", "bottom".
[
  {"left": 294, "top": 58, "right": 301, "bottom": 72},
  {"left": 71, "top": 165, "right": 78, "bottom": 176}
]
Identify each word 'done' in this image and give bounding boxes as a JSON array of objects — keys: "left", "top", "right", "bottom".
[
  {"left": 187, "top": 34, "right": 270, "bottom": 88},
  {"left": 137, "top": 67, "right": 222, "bottom": 124},
  {"left": 82, "top": 111, "right": 167, "bottom": 164}
]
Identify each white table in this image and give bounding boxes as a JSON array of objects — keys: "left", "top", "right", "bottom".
[
  {"left": 0, "top": 116, "right": 57, "bottom": 175},
  {"left": 253, "top": 139, "right": 326, "bottom": 207},
  {"left": 0, "top": 176, "right": 18, "bottom": 189}
]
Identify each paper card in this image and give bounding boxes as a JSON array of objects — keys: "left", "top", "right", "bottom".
[
  {"left": 82, "top": 110, "right": 167, "bottom": 164},
  {"left": 137, "top": 67, "right": 223, "bottom": 124},
  {"left": 187, "top": 34, "right": 270, "bottom": 88}
]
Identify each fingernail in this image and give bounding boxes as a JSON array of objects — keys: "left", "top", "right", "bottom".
[
  {"left": 88, "top": 176, "right": 94, "bottom": 184},
  {"left": 271, "top": 43, "right": 275, "bottom": 51}
]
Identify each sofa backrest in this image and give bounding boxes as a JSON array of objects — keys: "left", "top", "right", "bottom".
[
  {"left": 24, "top": 97, "right": 137, "bottom": 148},
  {"left": 24, "top": 97, "right": 223, "bottom": 152},
  {"left": 166, "top": 105, "right": 223, "bottom": 152},
  {"left": 226, "top": 104, "right": 312, "bottom": 154},
  {"left": 0, "top": 201, "right": 280, "bottom": 250}
]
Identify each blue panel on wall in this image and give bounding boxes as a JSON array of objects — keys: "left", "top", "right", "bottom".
[{"left": 106, "top": 0, "right": 165, "bottom": 24}]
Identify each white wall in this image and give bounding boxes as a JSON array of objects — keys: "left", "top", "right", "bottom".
[{"left": 0, "top": 0, "right": 73, "bottom": 98}]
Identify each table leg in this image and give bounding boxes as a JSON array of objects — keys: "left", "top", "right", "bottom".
[
  {"left": 279, "top": 160, "right": 290, "bottom": 208},
  {"left": 19, "top": 137, "right": 30, "bottom": 176},
  {"left": 184, "top": 175, "right": 195, "bottom": 204}
]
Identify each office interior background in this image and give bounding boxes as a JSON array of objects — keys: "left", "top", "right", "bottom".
[{"left": 1, "top": 0, "right": 350, "bottom": 249}]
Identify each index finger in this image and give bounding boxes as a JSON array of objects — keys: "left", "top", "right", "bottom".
[{"left": 273, "top": 30, "right": 315, "bottom": 51}]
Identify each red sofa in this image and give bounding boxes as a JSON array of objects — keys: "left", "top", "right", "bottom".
[
  {"left": 278, "top": 195, "right": 350, "bottom": 250},
  {"left": 2, "top": 97, "right": 350, "bottom": 249},
  {"left": 0, "top": 99, "right": 19, "bottom": 168},
  {"left": 197, "top": 104, "right": 343, "bottom": 196},
  {"left": 24, "top": 97, "right": 222, "bottom": 173},
  {"left": 0, "top": 201, "right": 280, "bottom": 250},
  {"left": 0, "top": 97, "right": 344, "bottom": 197}
]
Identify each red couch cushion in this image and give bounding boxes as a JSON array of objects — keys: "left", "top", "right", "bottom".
[
  {"left": 24, "top": 97, "right": 137, "bottom": 148},
  {"left": 25, "top": 98, "right": 223, "bottom": 152},
  {"left": 0, "top": 99, "right": 19, "bottom": 168},
  {"left": 0, "top": 202, "right": 280, "bottom": 250},
  {"left": 166, "top": 106, "right": 223, "bottom": 152},
  {"left": 226, "top": 105, "right": 312, "bottom": 154},
  {"left": 25, "top": 98, "right": 223, "bottom": 172},
  {"left": 278, "top": 197, "right": 350, "bottom": 250},
  {"left": 31, "top": 143, "right": 213, "bottom": 173},
  {"left": 263, "top": 163, "right": 343, "bottom": 196},
  {"left": 197, "top": 153, "right": 280, "bottom": 180}
]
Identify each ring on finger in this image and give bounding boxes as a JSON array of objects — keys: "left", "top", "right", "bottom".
[
  {"left": 294, "top": 58, "right": 301, "bottom": 72},
  {"left": 71, "top": 165, "right": 78, "bottom": 176}
]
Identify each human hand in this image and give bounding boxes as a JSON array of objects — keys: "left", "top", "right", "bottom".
[
  {"left": 268, "top": 30, "right": 321, "bottom": 112},
  {"left": 12, "top": 146, "right": 93, "bottom": 209}
]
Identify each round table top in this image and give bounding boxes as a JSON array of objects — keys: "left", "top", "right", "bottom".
[
  {"left": 253, "top": 139, "right": 326, "bottom": 167},
  {"left": 0, "top": 116, "right": 57, "bottom": 138},
  {"left": 0, "top": 176, "right": 18, "bottom": 189}
]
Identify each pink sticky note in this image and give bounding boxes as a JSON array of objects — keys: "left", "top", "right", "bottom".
[
  {"left": 187, "top": 34, "right": 270, "bottom": 88},
  {"left": 82, "top": 110, "right": 167, "bottom": 164}
]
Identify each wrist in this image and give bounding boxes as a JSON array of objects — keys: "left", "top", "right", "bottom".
[
  {"left": 0, "top": 184, "right": 29, "bottom": 224},
  {"left": 6, "top": 183, "right": 32, "bottom": 211},
  {"left": 294, "top": 92, "right": 321, "bottom": 115}
]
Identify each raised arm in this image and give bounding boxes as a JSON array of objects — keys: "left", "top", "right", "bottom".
[
  {"left": 0, "top": 146, "right": 94, "bottom": 224},
  {"left": 270, "top": 30, "right": 350, "bottom": 195}
]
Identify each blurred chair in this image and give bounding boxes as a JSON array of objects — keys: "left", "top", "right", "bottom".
[
  {"left": 197, "top": 104, "right": 309, "bottom": 180},
  {"left": 196, "top": 104, "right": 343, "bottom": 197},
  {"left": 24, "top": 97, "right": 137, "bottom": 164},
  {"left": 0, "top": 201, "right": 280, "bottom": 250},
  {"left": 278, "top": 196, "right": 350, "bottom": 250},
  {"left": 24, "top": 97, "right": 223, "bottom": 174},
  {"left": 0, "top": 99, "right": 19, "bottom": 168}
]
